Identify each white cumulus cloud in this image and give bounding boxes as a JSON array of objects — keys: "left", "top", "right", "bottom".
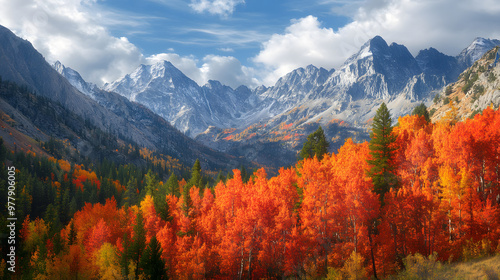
[
  {"left": 189, "top": 0, "right": 245, "bottom": 17},
  {"left": 254, "top": 0, "right": 500, "bottom": 86},
  {"left": 0, "top": 0, "right": 256, "bottom": 88},
  {"left": 200, "top": 55, "right": 259, "bottom": 88},
  {"left": 0, "top": 0, "right": 144, "bottom": 86},
  {"left": 253, "top": 15, "right": 342, "bottom": 85}
]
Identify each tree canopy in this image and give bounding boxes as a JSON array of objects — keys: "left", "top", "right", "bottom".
[{"left": 299, "top": 125, "right": 330, "bottom": 160}]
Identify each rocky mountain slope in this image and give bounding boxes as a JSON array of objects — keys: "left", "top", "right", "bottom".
[
  {"left": 0, "top": 24, "right": 251, "bottom": 171},
  {"left": 430, "top": 46, "right": 500, "bottom": 122},
  {"left": 104, "top": 61, "right": 259, "bottom": 137}
]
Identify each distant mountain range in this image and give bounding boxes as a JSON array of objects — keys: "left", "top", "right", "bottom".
[
  {"left": 101, "top": 36, "right": 499, "bottom": 140},
  {"left": 1, "top": 22, "right": 499, "bottom": 170},
  {"left": 56, "top": 32, "right": 500, "bottom": 168},
  {"left": 0, "top": 24, "right": 251, "bottom": 171}
]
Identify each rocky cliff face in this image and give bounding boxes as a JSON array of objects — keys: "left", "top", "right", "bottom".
[{"left": 104, "top": 61, "right": 260, "bottom": 137}]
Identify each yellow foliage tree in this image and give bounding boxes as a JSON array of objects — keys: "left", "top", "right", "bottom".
[{"left": 95, "top": 242, "right": 123, "bottom": 280}]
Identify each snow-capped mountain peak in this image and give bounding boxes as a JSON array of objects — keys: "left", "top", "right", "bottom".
[
  {"left": 52, "top": 61, "right": 96, "bottom": 98},
  {"left": 104, "top": 60, "right": 199, "bottom": 102},
  {"left": 457, "top": 37, "right": 500, "bottom": 67},
  {"left": 97, "top": 35, "right": 500, "bottom": 143},
  {"left": 102, "top": 60, "right": 260, "bottom": 137}
]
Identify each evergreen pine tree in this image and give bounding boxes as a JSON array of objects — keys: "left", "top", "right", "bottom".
[
  {"left": 165, "top": 172, "right": 180, "bottom": 197},
  {"left": 52, "top": 231, "right": 64, "bottom": 255},
  {"left": 69, "top": 197, "right": 77, "bottom": 219},
  {"left": 68, "top": 220, "right": 76, "bottom": 246},
  {"left": 145, "top": 170, "right": 159, "bottom": 196},
  {"left": 61, "top": 189, "right": 71, "bottom": 223},
  {"left": 130, "top": 211, "right": 146, "bottom": 280},
  {"left": 0, "top": 137, "right": 6, "bottom": 162},
  {"left": 215, "top": 171, "right": 226, "bottom": 185},
  {"left": 367, "top": 103, "right": 398, "bottom": 204},
  {"left": 44, "top": 203, "right": 61, "bottom": 236},
  {"left": 187, "top": 159, "right": 202, "bottom": 189},
  {"left": 123, "top": 178, "right": 139, "bottom": 208},
  {"left": 182, "top": 182, "right": 192, "bottom": 217},
  {"left": 411, "top": 103, "right": 430, "bottom": 122},
  {"left": 226, "top": 170, "right": 233, "bottom": 181},
  {"left": 140, "top": 236, "right": 167, "bottom": 280},
  {"left": 183, "top": 159, "right": 202, "bottom": 216},
  {"left": 120, "top": 232, "right": 131, "bottom": 277},
  {"left": 299, "top": 125, "right": 330, "bottom": 160},
  {"left": 148, "top": 170, "right": 171, "bottom": 222},
  {"left": 240, "top": 166, "right": 249, "bottom": 183}
]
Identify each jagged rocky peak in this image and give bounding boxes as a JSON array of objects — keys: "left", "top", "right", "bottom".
[
  {"left": 458, "top": 37, "right": 500, "bottom": 67},
  {"left": 235, "top": 85, "right": 252, "bottom": 95},
  {"left": 149, "top": 60, "right": 186, "bottom": 80},
  {"left": 104, "top": 59, "right": 200, "bottom": 101},
  {"left": 305, "top": 64, "right": 330, "bottom": 75},
  {"left": 53, "top": 60, "right": 64, "bottom": 73},
  {"left": 127, "top": 61, "right": 183, "bottom": 84},
  {"left": 52, "top": 61, "right": 96, "bottom": 97},
  {"left": 387, "top": 42, "right": 417, "bottom": 64},
  {"left": 366, "top": 35, "right": 389, "bottom": 53},
  {"left": 415, "top": 47, "right": 460, "bottom": 82},
  {"left": 416, "top": 47, "right": 445, "bottom": 67},
  {"left": 274, "top": 64, "right": 330, "bottom": 89},
  {"left": 111, "top": 60, "right": 192, "bottom": 86},
  {"left": 344, "top": 35, "right": 388, "bottom": 62},
  {"left": 338, "top": 35, "right": 420, "bottom": 89},
  {"left": 203, "top": 80, "right": 226, "bottom": 90},
  {"left": 345, "top": 36, "right": 416, "bottom": 65}
]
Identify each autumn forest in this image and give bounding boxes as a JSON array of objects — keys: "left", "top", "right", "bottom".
[{"left": 2, "top": 103, "right": 500, "bottom": 279}]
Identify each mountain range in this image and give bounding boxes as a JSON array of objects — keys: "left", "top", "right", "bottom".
[
  {"left": 102, "top": 36, "right": 499, "bottom": 139},
  {"left": 0, "top": 25, "right": 251, "bottom": 171},
  {"left": 93, "top": 35, "right": 499, "bottom": 167},
  {"left": 1, "top": 21, "right": 499, "bottom": 170}
]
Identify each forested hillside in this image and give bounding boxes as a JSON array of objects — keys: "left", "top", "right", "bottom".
[{"left": 2, "top": 102, "right": 500, "bottom": 279}]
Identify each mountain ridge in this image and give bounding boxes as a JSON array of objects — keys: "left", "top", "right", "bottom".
[
  {"left": 102, "top": 35, "right": 500, "bottom": 138},
  {"left": 0, "top": 24, "right": 252, "bottom": 171},
  {"left": 52, "top": 30, "right": 500, "bottom": 168}
]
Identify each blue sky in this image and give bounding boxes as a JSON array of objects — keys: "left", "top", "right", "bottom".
[
  {"left": 100, "top": 0, "right": 351, "bottom": 60},
  {"left": 1, "top": 0, "right": 500, "bottom": 88}
]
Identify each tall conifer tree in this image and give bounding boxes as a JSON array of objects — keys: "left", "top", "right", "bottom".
[
  {"left": 166, "top": 172, "right": 180, "bottom": 197},
  {"left": 367, "top": 102, "right": 398, "bottom": 204},
  {"left": 130, "top": 211, "right": 146, "bottom": 280},
  {"left": 183, "top": 159, "right": 202, "bottom": 216},
  {"left": 411, "top": 103, "right": 430, "bottom": 122},
  {"left": 140, "top": 236, "right": 167, "bottom": 279}
]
